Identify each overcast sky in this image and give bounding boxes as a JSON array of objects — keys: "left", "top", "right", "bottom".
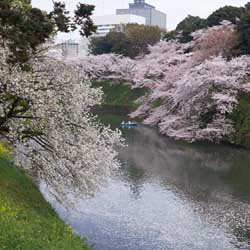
[{"left": 32, "top": 0, "right": 247, "bottom": 30}]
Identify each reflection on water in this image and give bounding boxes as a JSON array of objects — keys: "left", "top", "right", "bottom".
[
  {"left": 121, "top": 126, "right": 250, "bottom": 202},
  {"left": 42, "top": 124, "right": 250, "bottom": 250}
]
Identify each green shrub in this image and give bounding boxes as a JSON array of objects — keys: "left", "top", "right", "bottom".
[
  {"left": 200, "top": 105, "right": 217, "bottom": 129},
  {"left": 229, "top": 92, "right": 250, "bottom": 147},
  {"left": 151, "top": 98, "right": 164, "bottom": 109}
]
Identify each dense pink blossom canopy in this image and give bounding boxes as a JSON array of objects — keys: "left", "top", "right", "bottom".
[{"left": 75, "top": 22, "right": 250, "bottom": 143}]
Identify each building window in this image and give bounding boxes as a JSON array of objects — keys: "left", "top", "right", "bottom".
[{"left": 134, "top": 0, "right": 145, "bottom": 4}]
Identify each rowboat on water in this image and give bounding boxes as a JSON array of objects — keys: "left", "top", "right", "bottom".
[{"left": 121, "top": 121, "right": 138, "bottom": 127}]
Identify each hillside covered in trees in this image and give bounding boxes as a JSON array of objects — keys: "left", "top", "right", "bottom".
[{"left": 81, "top": 2, "right": 250, "bottom": 147}]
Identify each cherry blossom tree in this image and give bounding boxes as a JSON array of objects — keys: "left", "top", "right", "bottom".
[
  {"left": 192, "top": 21, "right": 238, "bottom": 61},
  {"left": 139, "top": 55, "right": 250, "bottom": 142},
  {"left": 76, "top": 22, "right": 250, "bottom": 145},
  {"left": 0, "top": 0, "right": 124, "bottom": 202},
  {"left": 0, "top": 45, "right": 123, "bottom": 198}
]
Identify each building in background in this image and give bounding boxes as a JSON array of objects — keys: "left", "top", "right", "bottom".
[
  {"left": 116, "top": 0, "right": 167, "bottom": 30},
  {"left": 60, "top": 40, "right": 79, "bottom": 57},
  {"left": 50, "top": 39, "right": 80, "bottom": 58},
  {"left": 92, "top": 14, "right": 146, "bottom": 37}
]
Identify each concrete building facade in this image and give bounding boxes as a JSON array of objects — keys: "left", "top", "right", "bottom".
[
  {"left": 60, "top": 40, "right": 79, "bottom": 57},
  {"left": 92, "top": 14, "right": 146, "bottom": 37},
  {"left": 116, "top": 0, "right": 166, "bottom": 30},
  {"left": 50, "top": 39, "right": 79, "bottom": 58}
]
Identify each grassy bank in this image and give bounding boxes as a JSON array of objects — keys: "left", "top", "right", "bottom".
[
  {"left": 92, "top": 80, "right": 147, "bottom": 128},
  {"left": 0, "top": 152, "right": 90, "bottom": 250},
  {"left": 91, "top": 80, "right": 148, "bottom": 108}
]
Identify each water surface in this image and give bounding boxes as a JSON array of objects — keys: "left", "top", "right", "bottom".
[{"left": 43, "top": 121, "right": 250, "bottom": 250}]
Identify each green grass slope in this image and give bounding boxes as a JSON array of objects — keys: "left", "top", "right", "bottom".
[
  {"left": 91, "top": 80, "right": 148, "bottom": 108},
  {"left": 0, "top": 154, "right": 90, "bottom": 250}
]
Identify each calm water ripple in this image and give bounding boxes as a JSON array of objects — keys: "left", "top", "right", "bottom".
[{"left": 42, "top": 125, "right": 250, "bottom": 250}]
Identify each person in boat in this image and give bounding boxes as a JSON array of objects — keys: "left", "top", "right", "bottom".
[{"left": 121, "top": 121, "right": 137, "bottom": 126}]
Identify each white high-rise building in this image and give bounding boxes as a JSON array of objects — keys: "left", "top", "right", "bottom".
[
  {"left": 92, "top": 14, "right": 146, "bottom": 37},
  {"left": 117, "top": 0, "right": 167, "bottom": 30}
]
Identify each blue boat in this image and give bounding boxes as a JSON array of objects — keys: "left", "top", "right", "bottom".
[{"left": 121, "top": 121, "right": 138, "bottom": 127}]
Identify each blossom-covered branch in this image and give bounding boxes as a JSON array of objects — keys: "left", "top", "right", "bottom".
[{"left": 0, "top": 45, "right": 123, "bottom": 199}]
